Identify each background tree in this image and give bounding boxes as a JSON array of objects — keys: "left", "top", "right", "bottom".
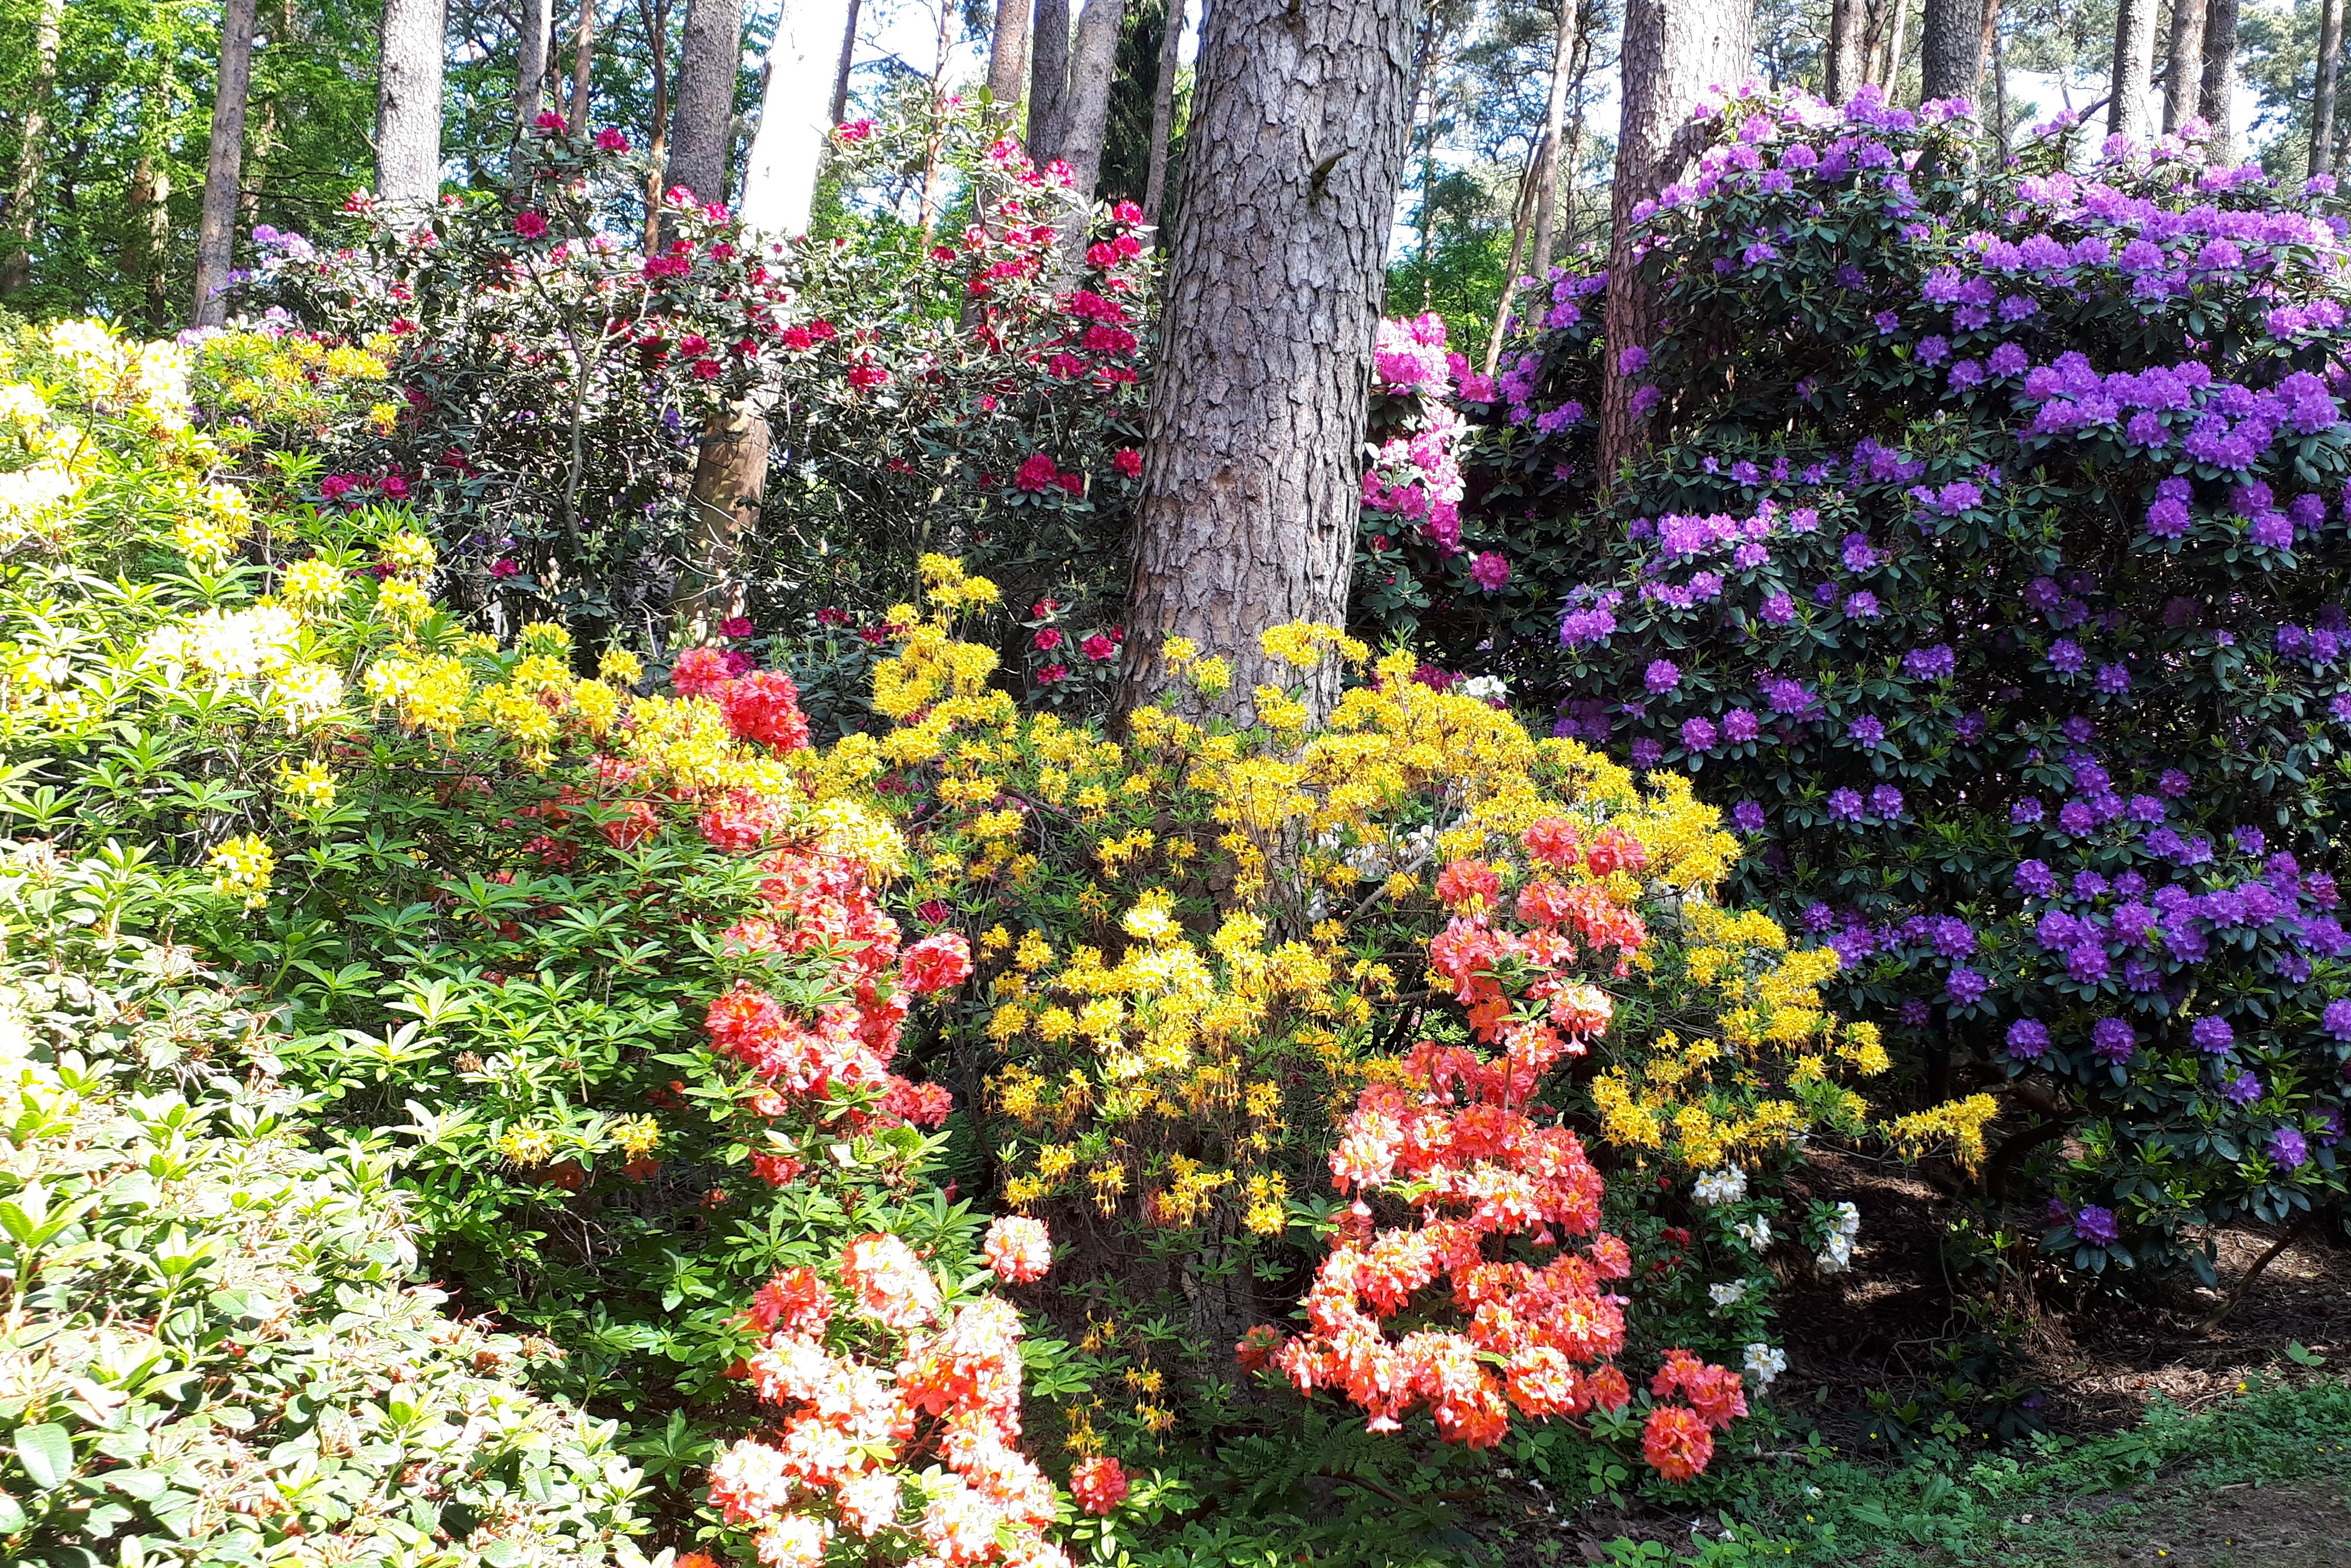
[
  {"left": 1919, "top": 0, "right": 1981, "bottom": 99},
  {"left": 0, "top": 0, "right": 62, "bottom": 296},
  {"left": 1599, "top": 0, "right": 1752, "bottom": 475},
  {"left": 377, "top": 0, "right": 448, "bottom": 206},
  {"left": 987, "top": 0, "right": 1030, "bottom": 122},
  {"left": 1117, "top": 0, "right": 1418, "bottom": 726},
  {"left": 2109, "top": 0, "right": 2157, "bottom": 140},
  {"left": 2201, "top": 0, "right": 2239, "bottom": 148},
  {"left": 2317, "top": 0, "right": 2343, "bottom": 176},
  {"left": 1029, "top": 0, "right": 1070, "bottom": 155},
  {"left": 666, "top": 0, "right": 743, "bottom": 203},
  {"left": 1828, "top": 0, "right": 1867, "bottom": 100},
  {"left": 191, "top": 0, "right": 260, "bottom": 324},
  {"left": 2167, "top": 0, "right": 2205, "bottom": 128}
]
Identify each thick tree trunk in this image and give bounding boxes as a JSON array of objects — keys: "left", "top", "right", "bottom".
[
  {"left": 1114, "top": 0, "right": 1417, "bottom": 724},
  {"left": 2315, "top": 0, "right": 2343, "bottom": 176},
  {"left": 1599, "top": 0, "right": 1751, "bottom": 478},
  {"left": 2164, "top": 0, "right": 2204, "bottom": 132},
  {"left": 1028, "top": 0, "right": 1071, "bottom": 160},
  {"left": 2198, "top": 0, "right": 2237, "bottom": 150},
  {"left": 675, "top": 0, "right": 851, "bottom": 638},
  {"left": 987, "top": 0, "right": 1031, "bottom": 125},
  {"left": 2107, "top": 0, "right": 2157, "bottom": 142},
  {"left": 1918, "top": 0, "right": 1979, "bottom": 101},
  {"left": 516, "top": 0, "right": 552, "bottom": 127},
  {"left": 1524, "top": 0, "right": 1582, "bottom": 286},
  {"left": 1054, "top": 0, "right": 1125, "bottom": 207},
  {"left": 1, "top": 0, "right": 64, "bottom": 296},
  {"left": 375, "top": 0, "right": 447, "bottom": 210},
  {"left": 567, "top": 0, "right": 597, "bottom": 128},
  {"left": 193, "top": 0, "right": 261, "bottom": 326},
  {"left": 829, "top": 0, "right": 859, "bottom": 122},
  {"left": 667, "top": 0, "right": 742, "bottom": 205},
  {"left": 1142, "top": 0, "right": 1186, "bottom": 220},
  {"left": 1825, "top": 0, "right": 1865, "bottom": 102}
]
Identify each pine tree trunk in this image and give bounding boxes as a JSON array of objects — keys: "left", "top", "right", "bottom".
[
  {"left": 987, "top": 0, "right": 1031, "bottom": 125},
  {"left": 375, "top": 0, "right": 447, "bottom": 210},
  {"left": 193, "top": 0, "right": 260, "bottom": 326},
  {"left": 1524, "top": 0, "right": 1582, "bottom": 285},
  {"left": 1114, "top": 0, "right": 1418, "bottom": 724},
  {"left": 2163, "top": 0, "right": 2204, "bottom": 132},
  {"left": 1142, "top": 0, "right": 1186, "bottom": 220},
  {"left": 1, "top": 0, "right": 64, "bottom": 296},
  {"left": 1599, "top": 0, "right": 1751, "bottom": 478},
  {"left": 2198, "top": 0, "right": 2237, "bottom": 150},
  {"left": 667, "top": 0, "right": 743, "bottom": 205},
  {"left": 829, "top": 0, "right": 859, "bottom": 122},
  {"left": 1988, "top": 0, "right": 2008, "bottom": 154},
  {"left": 2314, "top": 0, "right": 2343, "bottom": 176},
  {"left": 516, "top": 0, "right": 552, "bottom": 127},
  {"left": 1054, "top": 0, "right": 1125, "bottom": 207},
  {"left": 1826, "top": 0, "right": 1865, "bottom": 102},
  {"left": 1918, "top": 0, "right": 1979, "bottom": 101},
  {"left": 1028, "top": 0, "right": 1071, "bottom": 159},
  {"left": 675, "top": 0, "right": 850, "bottom": 638},
  {"left": 1878, "top": 0, "right": 1909, "bottom": 90},
  {"left": 2107, "top": 0, "right": 2157, "bottom": 142},
  {"left": 567, "top": 0, "right": 597, "bottom": 128},
  {"left": 638, "top": 0, "right": 670, "bottom": 248}
]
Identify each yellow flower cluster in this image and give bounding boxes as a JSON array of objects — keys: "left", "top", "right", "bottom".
[{"left": 207, "top": 834, "right": 276, "bottom": 910}]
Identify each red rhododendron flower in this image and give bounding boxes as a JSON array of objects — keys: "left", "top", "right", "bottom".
[
  {"left": 1641, "top": 1404, "right": 1714, "bottom": 1481},
  {"left": 1014, "top": 452, "right": 1058, "bottom": 492},
  {"left": 1521, "top": 817, "right": 1583, "bottom": 869},
  {"left": 718, "top": 669, "right": 812, "bottom": 752},
  {"left": 981, "top": 1214, "right": 1053, "bottom": 1283},
  {"left": 1080, "top": 633, "right": 1116, "bottom": 661},
  {"left": 1435, "top": 859, "right": 1503, "bottom": 911},
  {"left": 901, "top": 931, "right": 973, "bottom": 994},
  {"left": 513, "top": 210, "right": 549, "bottom": 238},
  {"left": 1069, "top": 1456, "right": 1128, "bottom": 1515},
  {"left": 672, "top": 646, "right": 735, "bottom": 698},
  {"left": 594, "top": 126, "right": 630, "bottom": 150},
  {"left": 746, "top": 1266, "right": 834, "bottom": 1335},
  {"left": 1113, "top": 447, "right": 1143, "bottom": 477}
]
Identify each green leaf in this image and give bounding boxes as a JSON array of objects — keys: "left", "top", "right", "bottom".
[{"left": 14, "top": 1422, "right": 74, "bottom": 1490}]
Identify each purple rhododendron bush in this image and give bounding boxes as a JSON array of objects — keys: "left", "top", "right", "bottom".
[{"left": 1360, "top": 87, "right": 2351, "bottom": 1282}]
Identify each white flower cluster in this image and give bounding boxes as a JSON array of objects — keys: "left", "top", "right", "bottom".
[
  {"left": 1733, "top": 1214, "right": 1773, "bottom": 1251},
  {"left": 1460, "top": 674, "right": 1507, "bottom": 706},
  {"left": 1707, "top": 1279, "right": 1748, "bottom": 1314},
  {"left": 1692, "top": 1165, "right": 1748, "bottom": 1206},
  {"left": 1742, "top": 1343, "right": 1788, "bottom": 1389},
  {"left": 1816, "top": 1200, "right": 1861, "bottom": 1275}
]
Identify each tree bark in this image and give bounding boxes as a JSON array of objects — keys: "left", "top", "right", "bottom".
[
  {"left": 1054, "top": 0, "right": 1125, "bottom": 207},
  {"left": 1826, "top": 0, "right": 1865, "bottom": 102},
  {"left": 2163, "top": 0, "right": 2203, "bottom": 132},
  {"left": 1986, "top": 0, "right": 2007, "bottom": 156},
  {"left": 1142, "top": 0, "right": 1186, "bottom": 220},
  {"left": 987, "top": 0, "right": 1032, "bottom": 126},
  {"left": 1028, "top": 0, "right": 1072, "bottom": 160},
  {"left": 375, "top": 0, "right": 447, "bottom": 210},
  {"left": 1114, "top": 0, "right": 1418, "bottom": 724},
  {"left": 1599, "top": 0, "right": 1751, "bottom": 478},
  {"left": 1, "top": 0, "right": 64, "bottom": 296},
  {"left": 675, "top": 0, "right": 851, "bottom": 638},
  {"left": 1919, "top": 0, "right": 1980, "bottom": 101},
  {"left": 829, "top": 0, "right": 860, "bottom": 123},
  {"left": 130, "top": 154, "right": 173, "bottom": 326},
  {"left": 1478, "top": 157, "right": 1538, "bottom": 377},
  {"left": 2107, "top": 0, "right": 2157, "bottom": 142},
  {"left": 1877, "top": 0, "right": 1909, "bottom": 90},
  {"left": 2315, "top": 0, "right": 2343, "bottom": 176},
  {"left": 2198, "top": 0, "right": 2237, "bottom": 150},
  {"left": 1524, "top": 0, "right": 1583, "bottom": 289},
  {"left": 638, "top": 0, "right": 670, "bottom": 249},
  {"left": 193, "top": 0, "right": 261, "bottom": 326},
  {"left": 567, "top": 0, "right": 597, "bottom": 129},
  {"left": 667, "top": 0, "right": 743, "bottom": 205},
  {"left": 516, "top": 0, "right": 552, "bottom": 127}
]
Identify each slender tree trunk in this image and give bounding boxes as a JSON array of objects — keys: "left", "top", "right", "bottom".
[
  {"left": 1826, "top": 0, "right": 1865, "bottom": 101},
  {"left": 987, "top": 0, "right": 1031, "bottom": 125},
  {"left": 1878, "top": 0, "right": 1909, "bottom": 91},
  {"left": 2198, "top": 0, "right": 2237, "bottom": 150},
  {"left": 2108, "top": 0, "right": 2157, "bottom": 141},
  {"left": 1054, "top": 0, "right": 1125, "bottom": 207},
  {"left": 1988, "top": 0, "right": 2008, "bottom": 156},
  {"left": 1, "top": 0, "right": 64, "bottom": 296},
  {"left": 517, "top": 0, "right": 552, "bottom": 126},
  {"left": 2164, "top": 0, "right": 2204, "bottom": 132},
  {"left": 1524, "top": 0, "right": 1582, "bottom": 286},
  {"left": 638, "top": 0, "right": 671, "bottom": 247},
  {"left": 1029, "top": 0, "right": 1071, "bottom": 159},
  {"left": 2315, "top": 0, "right": 2344, "bottom": 176},
  {"left": 667, "top": 0, "right": 741, "bottom": 204},
  {"left": 1115, "top": 0, "right": 1418, "bottom": 725},
  {"left": 376, "top": 0, "right": 447, "bottom": 209},
  {"left": 193, "top": 0, "right": 261, "bottom": 325},
  {"left": 1479, "top": 159, "right": 1538, "bottom": 377},
  {"left": 130, "top": 154, "right": 173, "bottom": 326},
  {"left": 829, "top": 0, "right": 860, "bottom": 122},
  {"left": 1142, "top": 0, "right": 1186, "bottom": 220},
  {"left": 1919, "top": 0, "right": 1980, "bottom": 101},
  {"left": 676, "top": 0, "right": 852, "bottom": 637},
  {"left": 1599, "top": 0, "right": 1752, "bottom": 478},
  {"left": 917, "top": 0, "right": 956, "bottom": 233},
  {"left": 567, "top": 0, "right": 597, "bottom": 129}
]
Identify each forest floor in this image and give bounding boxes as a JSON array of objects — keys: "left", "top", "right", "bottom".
[{"left": 1516, "top": 1149, "right": 2351, "bottom": 1566}]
